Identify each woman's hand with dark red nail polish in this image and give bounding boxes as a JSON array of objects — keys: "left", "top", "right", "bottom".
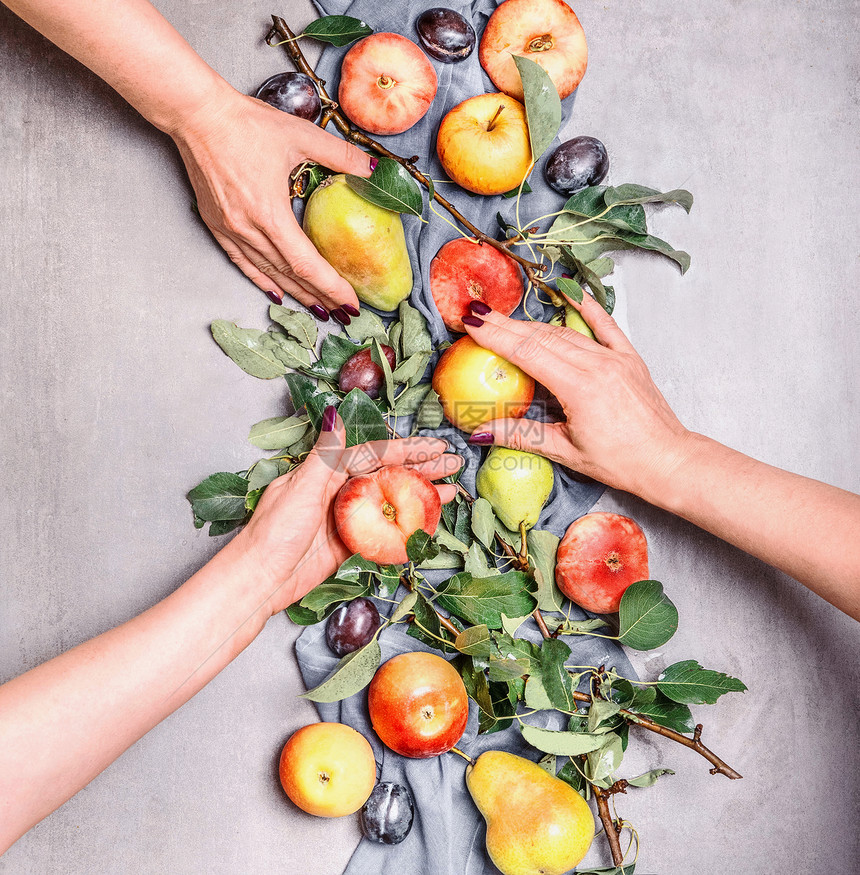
[
  {"left": 309, "top": 304, "right": 330, "bottom": 321},
  {"left": 462, "top": 314, "right": 484, "bottom": 328},
  {"left": 331, "top": 308, "right": 351, "bottom": 326},
  {"left": 341, "top": 304, "right": 360, "bottom": 317},
  {"left": 469, "top": 300, "right": 491, "bottom": 316}
]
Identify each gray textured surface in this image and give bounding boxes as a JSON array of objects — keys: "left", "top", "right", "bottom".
[{"left": 0, "top": 1, "right": 858, "bottom": 873}]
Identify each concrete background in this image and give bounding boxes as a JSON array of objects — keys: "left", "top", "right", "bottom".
[{"left": 1, "top": 0, "right": 858, "bottom": 872}]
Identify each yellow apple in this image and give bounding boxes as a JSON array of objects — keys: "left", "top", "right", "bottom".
[
  {"left": 436, "top": 93, "right": 532, "bottom": 195},
  {"left": 432, "top": 336, "right": 535, "bottom": 433},
  {"left": 279, "top": 722, "right": 376, "bottom": 817}
]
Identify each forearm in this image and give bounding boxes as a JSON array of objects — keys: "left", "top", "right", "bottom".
[
  {"left": 0, "top": 539, "right": 274, "bottom": 853},
  {"left": 4, "top": 0, "right": 235, "bottom": 133},
  {"left": 644, "top": 433, "right": 860, "bottom": 618}
]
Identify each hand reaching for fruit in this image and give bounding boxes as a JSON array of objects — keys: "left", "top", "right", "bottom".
[
  {"left": 230, "top": 409, "right": 461, "bottom": 613},
  {"left": 173, "top": 93, "right": 376, "bottom": 319},
  {"left": 461, "top": 294, "right": 690, "bottom": 500}
]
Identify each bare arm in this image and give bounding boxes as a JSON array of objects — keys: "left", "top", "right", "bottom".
[
  {"left": 0, "top": 419, "right": 460, "bottom": 853},
  {"left": 459, "top": 296, "right": 860, "bottom": 619},
  {"left": 3, "top": 0, "right": 373, "bottom": 319}
]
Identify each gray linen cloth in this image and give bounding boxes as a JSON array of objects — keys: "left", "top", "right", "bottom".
[{"left": 295, "top": 1, "right": 636, "bottom": 871}]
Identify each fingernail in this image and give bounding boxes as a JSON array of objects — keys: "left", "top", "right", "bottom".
[
  {"left": 462, "top": 314, "right": 484, "bottom": 328},
  {"left": 561, "top": 273, "right": 572, "bottom": 279},
  {"left": 469, "top": 300, "right": 491, "bottom": 316},
  {"left": 369, "top": 157, "right": 379, "bottom": 172},
  {"left": 265, "top": 289, "right": 283, "bottom": 304},
  {"left": 309, "top": 304, "right": 330, "bottom": 321},
  {"left": 342, "top": 303, "right": 360, "bottom": 317},
  {"left": 331, "top": 308, "right": 351, "bottom": 326},
  {"left": 468, "top": 432, "right": 494, "bottom": 445},
  {"left": 322, "top": 405, "right": 337, "bottom": 432}
]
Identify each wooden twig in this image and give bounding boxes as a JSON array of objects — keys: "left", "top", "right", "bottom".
[
  {"left": 268, "top": 16, "right": 564, "bottom": 307},
  {"left": 594, "top": 787, "right": 625, "bottom": 865}
]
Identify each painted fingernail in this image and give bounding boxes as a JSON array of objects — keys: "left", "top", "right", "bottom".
[
  {"left": 369, "top": 157, "right": 379, "bottom": 172},
  {"left": 342, "top": 303, "right": 360, "bottom": 317},
  {"left": 265, "top": 289, "right": 283, "bottom": 304},
  {"left": 331, "top": 308, "right": 351, "bottom": 326},
  {"left": 322, "top": 405, "right": 337, "bottom": 432},
  {"left": 469, "top": 300, "right": 491, "bottom": 316},
  {"left": 561, "top": 273, "right": 572, "bottom": 279},
  {"left": 462, "top": 314, "right": 484, "bottom": 328},
  {"left": 309, "top": 304, "right": 330, "bottom": 321},
  {"left": 469, "top": 432, "right": 494, "bottom": 445}
]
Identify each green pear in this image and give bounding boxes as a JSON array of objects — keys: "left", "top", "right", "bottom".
[
  {"left": 475, "top": 447, "right": 554, "bottom": 531},
  {"left": 564, "top": 304, "right": 596, "bottom": 339},
  {"left": 302, "top": 174, "right": 413, "bottom": 312},
  {"left": 466, "top": 750, "right": 594, "bottom": 875}
]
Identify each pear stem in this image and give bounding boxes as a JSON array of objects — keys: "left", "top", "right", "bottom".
[
  {"left": 449, "top": 746, "right": 476, "bottom": 766},
  {"left": 267, "top": 16, "right": 564, "bottom": 307}
]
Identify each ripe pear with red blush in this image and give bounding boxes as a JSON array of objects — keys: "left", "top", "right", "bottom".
[{"left": 555, "top": 512, "right": 649, "bottom": 613}]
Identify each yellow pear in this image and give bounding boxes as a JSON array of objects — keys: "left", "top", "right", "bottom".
[
  {"left": 466, "top": 750, "right": 594, "bottom": 875},
  {"left": 564, "top": 304, "right": 596, "bottom": 340},
  {"left": 303, "top": 174, "right": 413, "bottom": 312},
  {"left": 475, "top": 447, "right": 554, "bottom": 531}
]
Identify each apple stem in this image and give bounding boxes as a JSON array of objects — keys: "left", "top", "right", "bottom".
[
  {"left": 449, "top": 746, "right": 476, "bottom": 766},
  {"left": 268, "top": 16, "right": 565, "bottom": 307},
  {"left": 486, "top": 103, "right": 505, "bottom": 132}
]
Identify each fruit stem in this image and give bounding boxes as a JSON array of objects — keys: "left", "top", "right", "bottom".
[
  {"left": 485, "top": 103, "right": 505, "bottom": 132},
  {"left": 449, "top": 746, "right": 476, "bottom": 766},
  {"left": 268, "top": 15, "right": 564, "bottom": 307}
]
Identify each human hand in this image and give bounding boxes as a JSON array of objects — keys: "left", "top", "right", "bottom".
[
  {"left": 461, "top": 294, "right": 693, "bottom": 500},
  {"left": 227, "top": 409, "right": 461, "bottom": 614},
  {"left": 171, "top": 89, "right": 374, "bottom": 322}
]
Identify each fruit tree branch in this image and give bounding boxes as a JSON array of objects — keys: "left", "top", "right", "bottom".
[
  {"left": 594, "top": 787, "right": 625, "bottom": 865},
  {"left": 268, "top": 16, "right": 564, "bottom": 307}
]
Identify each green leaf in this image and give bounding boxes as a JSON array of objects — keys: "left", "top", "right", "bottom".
[
  {"left": 526, "top": 529, "right": 563, "bottom": 612},
  {"left": 286, "top": 602, "right": 325, "bottom": 625},
  {"left": 393, "top": 384, "right": 430, "bottom": 416},
  {"left": 494, "top": 518, "right": 522, "bottom": 552},
  {"left": 625, "top": 687, "right": 695, "bottom": 734},
  {"left": 260, "top": 332, "right": 311, "bottom": 370},
  {"left": 269, "top": 304, "right": 317, "bottom": 348},
  {"left": 512, "top": 55, "right": 562, "bottom": 163},
  {"left": 585, "top": 733, "right": 624, "bottom": 786},
  {"left": 301, "top": 14, "right": 372, "bottom": 46},
  {"left": 520, "top": 724, "right": 606, "bottom": 756},
  {"left": 208, "top": 517, "right": 245, "bottom": 537},
  {"left": 345, "top": 308, "right": 389, "bottom": 345},
  {"left": 435, "top": 527, "right": 471, "bottom": 556},
  {"left": 471, "top": 498, "right": 496, "bottom": 550},
  {"left": 415, "top": 388, "right": 444, "bottom": 430},
  {"left": 556, "top": 760, "right": 584, "bottom": 793},
  {"left": 398, "top": 300, "right": 433, "bottom": 357},
  {"left": 392, "top": 351, "right": 431, "bottom": 386},
  {"left": 500, "top": 612, "right": 530, "bottom": 636},
  {"left": 464, "top": 541, "right": 496, "bottom": 577},
  {"left": 524, "top": 674, "right": 553, "bottom": 710},
  {"left": 307, "top": 333, "right": 360, "bottom": 382},
  {"left": 300, "top": 579, "right": 369, "bottom": 613},
  {"left": 436, "top": 571, "right": 536, "bottom": 629},
  {"left": 560, "top": 247, "right": 613, "bottom": 313},
  {"left": 556, "top": 276, "right": 583, "bottom": 304},
  {"left": 603, "top": 184, "right": 693, "bottom": 213},
  {"left": 534, "top": 638, "right": 575, "bottom": 711},
  {"left": 548, "top": 616, "right": 608, "bottom": 636},
  {"left": 247, "top": 415, "right": 310, "bottom": 451},
  {"left": 587, "top": 256, "right": 615, "bottom": 278},
  {"left": 487, "top": 656, "right": 530, "bottom": 680},
  {"left": 346, "top": 157, "right": 423, "bottom": 216},
  {"left": 501, "top": 180, "right": 532, "bottom": 199},
  {"left": 299, "top": 636, "right": 381, "bottom": 702},
  {"left": 575, "top": 865, "right": 635, "bottom": 875},
  {"left": 587, "top": 699, "right": 622, "bottom": 734},
  {"left": 187, "top": 472, "right": 249, "bottom": 522},
  {"left": 247, "top": 459, "right": 281, "bottom": 492},
  {"left": 656, "top": 660, "right": 748, "bottom": 705},
  {"left": 455, "top": 624, "right": 493, "bottom": 657},
  {"left": 211, "top": 321, "right": 286, "bottom": 379},
  {"left": 617, "top": 580, "right": 679, "bottom": 650},
  {"left": 332, "top": 553, "right": 379, "bottom": 584},
  {"left": 371, "top": 339, "right": 396, "bottom": 409},
  {"left": 416, "top": 549, "right": 464, "bottom": 570},
  {"left": 560, "top": 186, "right": 648, "bottom": 235},
  {"left": 406, "top": 529, "right": 439, "bottom": 565},
  {"left": 389, "top": 591, "right": 418, "bottom": 624},
  {"left": 537, "top": 753, "right": 557, "bottom": 775},
  {"left": 626, "top": 768, "right": 675, "bottom": 788},
  {"left": 285, "top": 373, "right": 317, "bottom": 412},
  {"left": 407, "top": 592, "right": 456, "bottom": 652},
  {"left": 338, "top": 387, "right": 389, "bottom": 446}
]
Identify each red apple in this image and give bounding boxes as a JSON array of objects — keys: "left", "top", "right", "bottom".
[
  {"left": 368, "top": 652, "right": 468, "bottom": 758},
  {"left": 430, "top": 239, "right": 524, "bottom": 332},
  {"left": 279, "top": 722, "right": 377, "bottom": 817},
  {"left": 339, "top": 33, "right": 438, "bottom": 135},
  {"left": 555, "top": 512, "right": 649, "bottom": 613},
  {"left": 432, "top": 336, "right": 534, "bottom": 433},
  {"left": 479, "top": 0, "right": 588, "bottom": 101},
  {"left": 436, "top": 93, "right": 532, "bottom": 195},
  {"left": 338, "top": 344, "right": 397, "bottom": 398},
  {"left": 334, "top": 465, "right": 442, "bottom": 565}
]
